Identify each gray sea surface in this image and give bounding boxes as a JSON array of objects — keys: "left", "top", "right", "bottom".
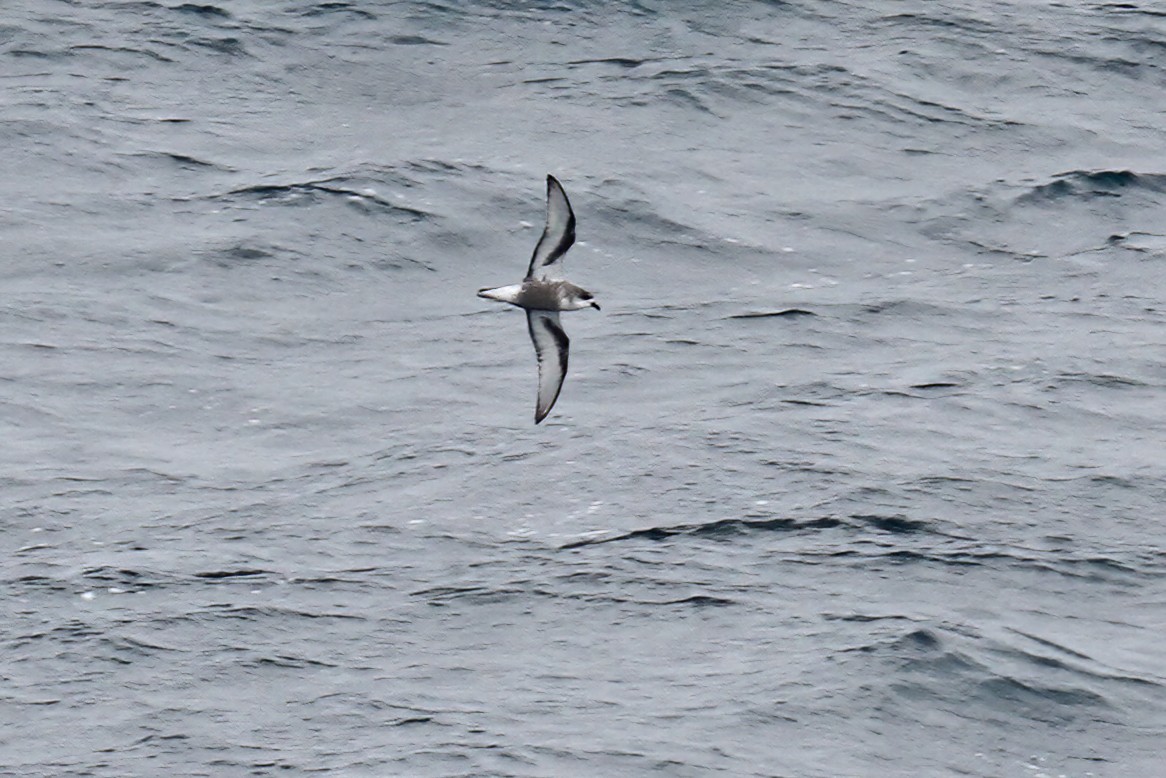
[{"left": 3, "top": 1, "right": 1166, "bottom": 776}]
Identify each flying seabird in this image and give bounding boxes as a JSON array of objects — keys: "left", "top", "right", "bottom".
[{"left": 478, "top": 175, "right": 601, "bottom": 424}]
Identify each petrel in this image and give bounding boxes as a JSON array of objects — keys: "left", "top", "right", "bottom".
[{"left": 477, "top": 175, "right": 601, "bottom": 424}]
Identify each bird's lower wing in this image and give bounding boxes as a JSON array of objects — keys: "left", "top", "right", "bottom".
[{"left": 526, "top": 310, "right": 570, "bottom": 424}]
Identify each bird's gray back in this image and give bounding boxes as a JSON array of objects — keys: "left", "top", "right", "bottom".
[{"left": 518, "top": 280, "right": 589, "bottom": 311}]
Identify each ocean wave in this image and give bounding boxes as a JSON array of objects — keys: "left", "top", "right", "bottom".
[{"left": 1016, "top": 169, "right": 1166, "bottom": 205}]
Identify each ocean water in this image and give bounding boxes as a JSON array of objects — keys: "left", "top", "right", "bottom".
[{"left": 3, "top": 0, "right": 1165, "bottom": 775}]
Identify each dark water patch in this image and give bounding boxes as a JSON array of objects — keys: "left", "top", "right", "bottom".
[
  {"left": 874, "top": 549, "right": 987, "bottom": 567},
  {"left": 411, "top": 584, "right": 489, "bottom": 600},
  {"left": 1016, "top": 170, "right": 1166, "bottom": 205},
  {"left": 173, "top": 4, "right": 232, "bottom": 19},
  {"left": 388, "top": 34, "right": 447, "bottom": 46},
  {"left": 589, "top": 591, "right": 738, "bottom": 608},
  {"left": 1087, "top": 474, "right": 1137, "bottom": 488},
  {"left": 184, "top": 36, "right": 248, "bottom": 55},
  {"left": 1054, "top": 371, "right": 1147, "bottom": 388},
  {"left": 1032, "top": 555, "right": 1143, "bottom": 582},
  {"left": 305, "top": 691, "right": 437, "bottom": 716},
  {"left": 80, "top": 566, "right": 163, "bottom": 590},
  {"left": 849, "top": 514, "right": 932, "bottom": 534},
  {"left": 8, "top": 575, "right": 72, "bottom": 599},
  {"left": 975, "top": 676, "right": 1109, "bottom": 717},
  {"left": 287, "top": 570, "right": 379, "bottom": 585},
  {"left": 1035, "top": 46, "right": 1149, "bottom": 79},
  {"left": 868, "top": 626, "right": 1118, "bottom": 726},
  {"left": 253, "top": 653, "right": 339, "bottom": 668},
  {"left": 877, "top": 10, "right": 1001, "bottom": 36},
  {"left": 1006, "top": 628, "right": 1095, "bottom": 663},
  {"left": 298, "top": 2, "right": 376, "bottom": 21},
  {"left": 909, "top": 381, "right": 960, "bottom": 390},
  {"left": 850, "top": 626, "right": 987, "bottom": 674},
  {"left": 102, "top": 634, "right": 184, "bottom": 657},
  {"left": 213, "top": 181, "right": 432, "bottom": 220},
  {"left": 910, "top": 475, "right": 980, "bottom": 493},
  {"left": 1004, "top": 628, "right": 1165, "bottom": 688},
  {"left": 883, "top": 90, "right": 1017, "bottom": 128},
  {"left": 5, "top": 47, "right": 59, "bottom": 60},
  {"left": 616, "top": 61, "right": 811, "bottom": 116},
  {"left": 190, "top": 604, "right": 312, "bottom": 623},
  {"left": 24, "top": 618, "right": 104, "bottom": 644},
  {"left": 562, "top": 516, "right": 842, "bottom": 549},
  {"left": 893, "top": 627, "right": 944, "bottom": 654},
  {"left": 663, "top": 86, "right": 717, "bottom": 116},
  {"left": 406, "top": 158, "right": 479, "bottom": 175},
  {"left": 567, "top": 57, "right": 647, "bottom": 69},
  {"left": 779, "top": 398, "right": 832, "bottom": 407},
  {"left": 1098, "top": 2, "right": 1166, "bottom": 17},
  {"left": 391, "top": 715, "right": 434, "bottom": 726},
  {"left": 773, "top": 380, "right": 849, "bottom": 404},
  {"left": 911, "top": 175, "right": 1166, "bottom": 258},
  {"left": 880, "top": 381, "right": 966, "bottom": 399},
  {"left": 192, "top": 568, "right": 270, "bottom": 580},
  {"left": 417, "top": 586, "right": 549, "bottom": 606},
  {"left": 131, "top": 150, "right": 231, "bottom": 170},
  {"left": 878, "top": 386, "right": 961, "bottom": 399},
  {"left": 205, "top": 242, "right": 281, "bottom": 266},
  {"left": 186, "top": 605, "right": 366, "bottom": 623},
  {"left": 727, "top": 308, "right": 816, "bottom": 319},
  {"left": 824, "top": 612, "right": 918, "bottom": 623},
  {"left": 649, "top": 594, "right": 735, "bottom": 607},
  {"left": 410, "top": 584, "right": 550, "bottom": 606},
  {"left": 857, "top": 545, "right": 1153, "bottom": 584}
]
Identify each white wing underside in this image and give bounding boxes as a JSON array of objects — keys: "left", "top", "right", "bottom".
[
  {"left": 526, "top": 310, "right": 569, "bottom": 424},
  {"left": 526, "top": 175, "right": 576, "bottom": 281}
]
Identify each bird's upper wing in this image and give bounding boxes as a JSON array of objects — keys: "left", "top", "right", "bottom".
[
  {"left": 525, "top": 175, "right": 576, "bottom": 281},
  {"left": 526, "top": 310, "right": 570, "bottom": 424}
]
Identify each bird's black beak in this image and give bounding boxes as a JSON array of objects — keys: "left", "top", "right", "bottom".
[{"left": 591, "top": 301, "right": 601, "bottom": 311}]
